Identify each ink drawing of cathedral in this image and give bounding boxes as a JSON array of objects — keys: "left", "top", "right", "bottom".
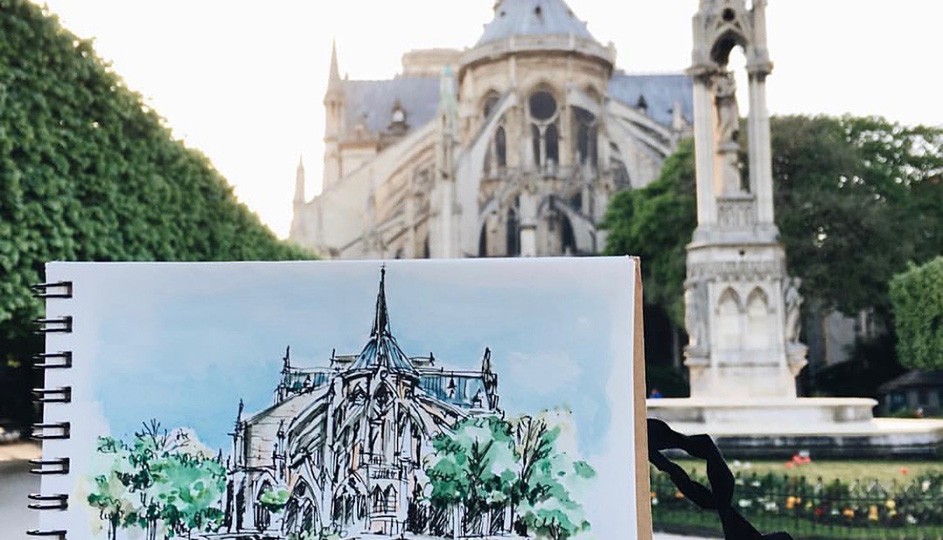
[{"left": 217, "top": 268, "right": 592, "bottom": 539}]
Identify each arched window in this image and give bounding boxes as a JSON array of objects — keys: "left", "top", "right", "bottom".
[
  {"left": 545, "top": 124, "right": 559, "bottom": 165},
  {"left": 255, "top": 481, "right": 273, "bottom": 531},
  {"left": 482, "top": 92, "right": 500, "bottom": 118},
  {"left": 506, "top": 206, "right": 520, "bottom": 257},
  {"left": 574, "top": 107, "right": 598, "bottom": 167},
  {"left": 531, "top": 124, "right": 542, "bottom": 167},
  {"left": 495, "top": 126, "right": 507, "bottom": 167},
  {"left": 528, "top": 88, "right": 560, "bottom": 171}
]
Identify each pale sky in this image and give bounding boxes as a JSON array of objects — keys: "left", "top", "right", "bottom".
[{"left": 37, "top": 1, "right": 943, "bottom": 239}]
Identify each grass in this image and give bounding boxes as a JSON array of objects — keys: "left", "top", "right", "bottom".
[{"left": 670, "top": 459, "right": 943, "bottom": 485}]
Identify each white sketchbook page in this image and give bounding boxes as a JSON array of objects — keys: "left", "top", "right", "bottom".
[{"left": 41, "top": 258, "right": 636, "bottom": 539}]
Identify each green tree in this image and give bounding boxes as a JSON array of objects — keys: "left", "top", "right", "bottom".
[
  {"left": 87, "top": 420, "right": 226, "bottom": 540},
  {"left": 603, "top": 116, "right": 943, "bottom": 374},
  {"left": 425, "top": 416, "right": 518, "bottom": 530},
  {"left": 0, "top": 0, "right": 312, "bottom": 431},
  {"left": 87, "top": 437, "right": 135, "bottom": 540},
  {"left": 512, "top": 412, "right": 595, "bottom": 540},
  {"left": 890, "top": 257, "right": 943, "bottom": 370}
]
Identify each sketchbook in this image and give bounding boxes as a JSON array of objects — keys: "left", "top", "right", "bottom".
[{"left": 32, "top": 258, "right": 650, "bottom": 540}]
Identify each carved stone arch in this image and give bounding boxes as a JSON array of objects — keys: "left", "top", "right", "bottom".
[
  {"left": 716, "top": 287, "right": 743, "bottom": 313},
  {"left": 715, "top": 287, "right": 743, "bottom": 353},
  {"left": 746, "top": 286, "right": 771, "bottom": 312},
  {"left": 745, "top": 286, "right": 772, "bottom": 351},
  {"left": 710, "top": 28, "right": 748, "bottom": 66}
]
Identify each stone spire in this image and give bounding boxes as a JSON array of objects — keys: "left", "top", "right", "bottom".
[
  {"left": 293, "top": 156, "right": 305, "bottom": 205},
  {"left": 327, "top": 39, "right": 342, "bottom": 94}
]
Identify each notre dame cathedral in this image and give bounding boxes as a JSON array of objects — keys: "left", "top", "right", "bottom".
[
  {"left": 222, "top": 269, "right": 504, "bottom": 538},
  {"left": 288, "top": 0, "right": 692, "bottom": 259}
]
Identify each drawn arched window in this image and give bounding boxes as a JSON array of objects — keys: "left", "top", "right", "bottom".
[
  {"left": 255, "top": 481, "right": 273, "bottom": 531},
  {"left": 372, "top": 486, "right": 384, "bottom": 513},
  {"left": 384, "top": 485, "right": 398, "bottom": 512},
  {"left": 478, "top": 222, "right": 488, "bottom": 257},
  {"left": 745, "top": 288, "right": 771, "bottom": 350},
  {"left": 716, "top": 288, "right": 742, "bottom": 353}
]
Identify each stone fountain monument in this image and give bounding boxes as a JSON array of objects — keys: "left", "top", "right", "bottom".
[{"left": 646, "top": 0, "right": 943, "bottom": 457}]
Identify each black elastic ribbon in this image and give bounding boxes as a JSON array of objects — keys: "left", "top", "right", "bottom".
[{"left": 647, "top": 418, "right": 794, "bottom": 540}]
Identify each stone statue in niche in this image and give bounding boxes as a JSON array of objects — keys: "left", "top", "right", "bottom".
[
  {"left": 712, "top": 70, "right": 745, "bottom": 194},
  {"left": 713, "top": 71, "right": 740, "bottom": 144},
  {"left": 684, "top": 280, "right": 710, "bottom": 356},
  {"left": 783, "top": 277, "right": 803, "bottom": 344}
]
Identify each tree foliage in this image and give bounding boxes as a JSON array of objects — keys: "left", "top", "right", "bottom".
[
  {"left": 88, "top": 420, "right": 226, "bottom": 540},
  {"left": 890, "top": 257, "right": 943, "bottom": 370},
  {"left": 424, "top": 412, "right": 594, "bottom": 540},
  {"left": 602, "top": 138, "right": 696, "bottom": 324},
  {"left": 603, "top": 115, "right": 943, "bottom": 328},
  {"left": 0, "top": 1, "right": 310, "bottom": 429}
]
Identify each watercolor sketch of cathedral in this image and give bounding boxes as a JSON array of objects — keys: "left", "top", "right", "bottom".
[{"left": 78, "top": 259, "right": 636, "bottom": 540}]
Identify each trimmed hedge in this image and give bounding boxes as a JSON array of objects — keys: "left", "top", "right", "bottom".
[{"left": 890, "top": 257, "right": 943, "bottom": 370}]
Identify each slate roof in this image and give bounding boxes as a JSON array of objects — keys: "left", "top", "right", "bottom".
[
  {"left": 608, "top": 72, "right": 693, "bottom": 128},
  {"left": 343, "top": 77, "right": 440, "bottom": 135},
  {"left": 476, "top": 0, "right": 596, "bottom": 47}
]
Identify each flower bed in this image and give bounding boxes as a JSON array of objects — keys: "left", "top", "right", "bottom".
[{"left": 651, "top": 468, "right": 943, "bottom": 539}]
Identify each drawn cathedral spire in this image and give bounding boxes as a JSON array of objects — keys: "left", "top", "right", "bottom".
[{"left": 371, "top": 266, "right": 392, "bottom": 337}]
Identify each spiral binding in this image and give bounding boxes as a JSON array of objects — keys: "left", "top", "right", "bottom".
[{"left": 30, "top": 281, "right": 74, "bottom": 539}]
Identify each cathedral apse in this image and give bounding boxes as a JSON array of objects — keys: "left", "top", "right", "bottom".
[{"left": 217, "top": 268, "right": 598, "bottom": 540}]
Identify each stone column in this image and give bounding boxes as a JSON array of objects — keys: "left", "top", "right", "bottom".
[
  {"left": 689, "top": 71, "right": 718, "bottom": 227},
  {"left": 747, "top": 71, "right": 775, "bottom": 224}
]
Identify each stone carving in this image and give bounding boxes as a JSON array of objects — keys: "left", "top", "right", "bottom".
[
  {"left": 687, "top": 260, "right": 784, "bottom": 283},
  {"left": 713, "top": 71, "right": 740, "bottom": 143},
  {"left": 783, "top": 277, "right": 803, "bottom": 344},
  {"left": 684, "top": 280, "right": 710, "bottom": 356},
  {"left": 717, "top": 197, "right": 756, "bottom": 228}
]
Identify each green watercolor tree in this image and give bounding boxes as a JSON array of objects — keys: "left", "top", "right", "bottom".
[
  {"left": 512, "top": 413, "right": 595, "bottom": 540},
  {"left": 425, "top": 412, "right": 594, "bottom": 539},
  {"left": 426, "top": 416, "right": 519, "bottom": 533},
  {"left": 890, "top": 257, "right": 943, "bottom": 370},
  {"left": 87, "top": 420, "right": 226, "bottom": 540}
]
